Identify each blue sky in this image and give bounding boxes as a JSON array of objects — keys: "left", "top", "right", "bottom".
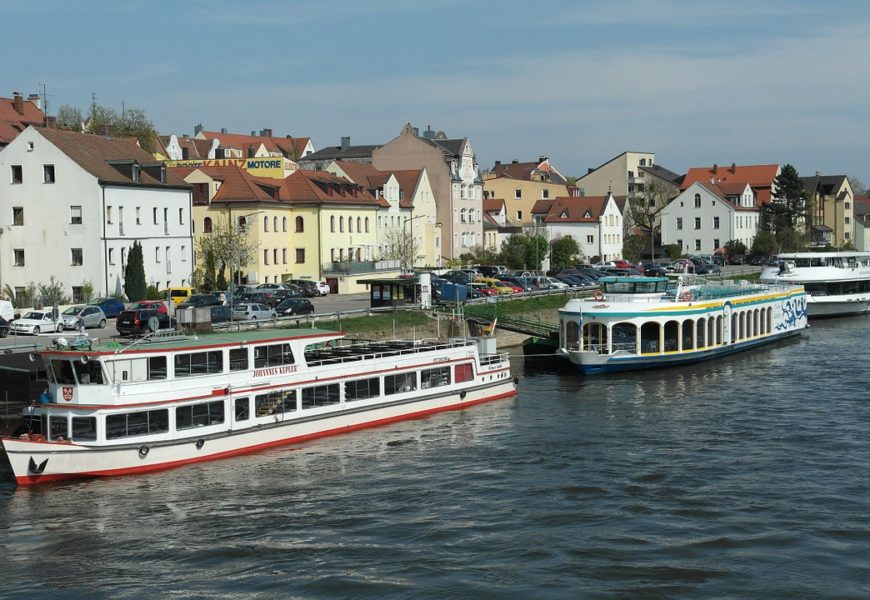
[{"left": 3, "top": 0, "right": 869, "bottom": 183}]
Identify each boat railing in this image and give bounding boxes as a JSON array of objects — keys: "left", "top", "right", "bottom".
[
  {"left": 304, "top": 338, "right": 478, "bottom": 368},
  {"left": 479, "top": 352, "right": 510, "bottom": 366}
]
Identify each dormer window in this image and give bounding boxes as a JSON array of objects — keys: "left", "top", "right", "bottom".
[
  {"left": 560, "top": 210, "right": 569, "bottom": 219},
  {"left": 132, "top": 164, "right": 141, "bottom": 182},
  {"left": 584, "top": 210, "right": 593, "bottom": 218}
]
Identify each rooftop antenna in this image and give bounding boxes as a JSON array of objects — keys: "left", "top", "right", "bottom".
[{"left": 38, "top": 83, "right": 50, "bottom": 115}]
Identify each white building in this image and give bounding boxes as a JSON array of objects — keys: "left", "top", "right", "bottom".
[
  {"left": 532, "top": 194, "right": 624, "bottom": 262},
  {"left": 660, "top": 181, "right": 760, "bottom": 254},
  {"left": 0, "top": 126, "right": 193, "bottom": 302}
]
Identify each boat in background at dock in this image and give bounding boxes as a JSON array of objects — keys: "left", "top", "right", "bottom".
[
  {"left": 558, "top": 276, "right": 808, "bottom": 374},
  {"left": 760, "top": 251, "right": 870, "bottom": 317}
]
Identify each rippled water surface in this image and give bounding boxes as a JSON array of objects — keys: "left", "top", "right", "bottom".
[{"left": 2, "top": 318, "right": 869, "bottom": 599}]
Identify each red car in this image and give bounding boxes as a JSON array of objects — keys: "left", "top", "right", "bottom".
[
  {"left": 127, "top": 300, "right": 168, "bottom": 315},
  {"left": 613, "top": 259, "right": 632, "bottom": 269}
]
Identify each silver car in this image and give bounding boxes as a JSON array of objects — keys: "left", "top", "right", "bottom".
[
  {"left": 61, "top": 305, "right": 108, "bottom": 330},
  {"left": 232, "top": 303, "right": 277, "bottom": 321}
]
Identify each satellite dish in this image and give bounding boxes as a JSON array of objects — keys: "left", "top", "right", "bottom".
[{"left": 147, "top": 316, "right": 159, "bottom": 332}]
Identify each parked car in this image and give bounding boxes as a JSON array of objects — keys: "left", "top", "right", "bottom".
[
  {"left": 727, "top": 254, "right": 745, "bottom": 265},
  {"left": 0, "top": 316, "right": 9, "bottom": 338},
  {"left": 467, "top": 282, "right": 500, "bottom": 297},
  {"left": 209, "top": 305, "right": 233, "bottom": 324},
  {"left": 178, "top": 294, "right": 222, "bottom": 309},
  {"left": 61, "top": 305, "right": 107, "bottom": 330},
  {"left": 92, "top": 297, "right": 125, "bottom": 319},
  {"left": 284, "top": 279, "right": 319, "bottom": 297},
  {"left": 275, "top": 298, "right": 315, "bottom": 316},
  {"left": 748, "top": 255, "right": 768, "bottom": 266},
  {"left": 475, "top": 265, "right": 509, "bottom": 277},
  {"left": 232, "top": 303, "right": 277, "bottom": 321},
  {"left": 236, "top": 291, "right": 276, "bottom": 307},
  {"left": 643, "top": 265, "right": 668, "bottom": 277},
  {"left": 116, "top": 308, "right": 176, "bottom": 336},
  {"left": 314, "top": 281, "right": 330, "bottom": 296},
  {"left": 544, "top": 277, "right": 570, "bottom": 290},
  {"left": 256, "top": 283, "right": 286, "bottom": 290},
  {"left": 159, "top": 286, "right": 193, "bottom": 305},
  {"left": 10, "top": 310, "right": 64, "bottom": 335},
  {"left": 270, "top": 287, "right": 304, "bottom": 302},
  {"left": 127, "top": 300, "right": 168, "bottom": 315}
]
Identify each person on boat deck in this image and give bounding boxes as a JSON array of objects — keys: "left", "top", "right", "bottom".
[{"left": 778, "top": 262, "right": 787, "bottom": 275}]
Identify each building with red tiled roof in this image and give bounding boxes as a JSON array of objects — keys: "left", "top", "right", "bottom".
[
  {"left": 324, "top": 160, "right": 441, "bottom": 267},
  {"left": 660, "top": 180, "right": 760, "bottom": 256},
  {"left": 1, "top": 126, "right": 193, "bottom": 300},
  {"left": 531, "top": 194, "right": 624, "bottom": 262},
  {"left": 681, "top": 163, "right": 780, "bottom": 206},
  {"left": 482, "top": 198, "right": 522, "bottom": 250},
  {"left": 0, "top": 92, "right": 46, "bottom": 146},
  {"left": 483, "top": 157, "right": 569, "bottom": 226},
  {"left": 195, "top": 128, "right": 314, "bottom": 161}
]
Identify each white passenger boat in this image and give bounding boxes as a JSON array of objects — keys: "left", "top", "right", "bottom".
[
  {"left": 759, "top": 252, "right": 870, "bottom": 317},
  {"left": 1, "top": 328, "right": 516, "bottom": 486},
  {"left": 559, "top": 276, "right": 808, "bottom": 374}
]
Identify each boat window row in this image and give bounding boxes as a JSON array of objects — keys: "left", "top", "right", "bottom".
[
  {"left": 40, "top": 362, "right": 478, "bottom": 442},
  {"left": 804, "top": 280, "right": 870, "bottom": 296},
  {"left": 50, "top": 342, "right": 297, "bottom": 386},
  {"left": 565, "top": 306, "right": 775, "bottom": 355}
]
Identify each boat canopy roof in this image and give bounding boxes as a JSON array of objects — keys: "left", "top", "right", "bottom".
[{"left": 600, "top": 277, "right": 670, "bottom": 294}]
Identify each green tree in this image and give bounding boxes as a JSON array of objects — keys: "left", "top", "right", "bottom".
[
  {"left": 848, "top": 176, "right": 866, "bottom": 194},
  {"left": 80, "top": 279, "right": 95, "bottom": 304},
  {"left": 622, "top": 234, "right": 646, "bottom": 263},
  {"left": 762, "top": 164, "right": 810, "bottom": 238},
  {"left": 462, "top": 244, "right": 500, "bottom": 266},
  {"left": 202, "top": 249, "right": 217, "bottom": 292},
  {"left": 499, "top": 234, "right": 528, "bottom": 269},
  {"left": 550, "top": 235, "right": 581, "bottom": 267},
  {"left": 38, "top": 276, "right": 69, "bottom": 307},
  {"left": 124, "top": 241, "right": 146, "bottom": 301},
  {"left": 664, "top": 244, "right": 682, "bottom": 260},
  {"left": 85, "top": 102, "right": 158, "bottom": 152},
  {"left": 724, "top": 239, "right": 748, "bottom": 258},
  {"left": 750, "top": 231, "right": 778, "bottom": 258}
]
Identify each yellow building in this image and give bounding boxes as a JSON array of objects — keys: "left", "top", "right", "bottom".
[
  {"left": 483, "top": 158, "right": 569, "bottom": 225},
  {"left": 175, "top": 165, "right": 300, "bottom": 286}
]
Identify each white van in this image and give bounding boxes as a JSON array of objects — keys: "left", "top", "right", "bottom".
[{"left": 0, "top": 300, "right": 15, "bottom": 322}]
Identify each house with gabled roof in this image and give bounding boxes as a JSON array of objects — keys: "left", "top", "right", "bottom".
[
  {"left": 195, "top": 127, "right": 314, "bottom": 162},
  {"left": 575, "top": 151, "right": 659, "bottom": 201},
  {"left": 531, "top": 194, "right": 623, "bottom": 263},
  {"left": 681, "top": 163, "right": 780, "bottom": 206},
  {"left": 483, "top": 157, "right": 569, "bottom": 226},
  {"left": 482, "top": 198, "right": 522, "bottom": 251},
  {"left": 325, "top": 161, "right": 440, "bottom": 268},
  {"left": 172, "top": 163, "right": 304, "bottom": 286},
  {"left": 373, "top": 123, "right": 483, "bottom": 260},
  {"left": 0, "top": 92, "right": 46, "bottom": 147},
  {"left": 800, "top": 174, "right": 854, "bottom": 248},
  {"left": 0, "top": 126, "right": 192, "bottom": 301},
  {"left": 660, "top": 180, "right": 760, "bottom": 255}
]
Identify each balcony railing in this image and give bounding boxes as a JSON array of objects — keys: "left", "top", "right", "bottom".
[{"left": 322, "top": 259, "right": 401, "bottom": 275}]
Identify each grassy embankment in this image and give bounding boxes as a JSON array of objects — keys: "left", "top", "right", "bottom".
[{"left": 312, "top": 293, "right": 575, "bottom": 338}]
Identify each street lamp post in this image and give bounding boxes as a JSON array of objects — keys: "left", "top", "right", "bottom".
[
  {"left": 226, "top": 210, "right": 262, "bottom": 323},
  {"left": 402, "top": 214, "right": 424, "bottom": 274}
]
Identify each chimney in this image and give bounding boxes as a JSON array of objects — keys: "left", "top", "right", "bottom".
[
  {"left": 27, "top": 93, "right": 41, "bottom": 110},
  {"left": 539, "top": 156, "right": 548, "bottom": 162},
  {"left": 494, "top": 160, "right": 501, "bottom": 167},
  {"left": 412, "top": 127, "right": 419, "bottom": 137},
  {"left": 251, "top": 131, "right": 256, "bottom": 137},
  {"left": 220, "top": 127, "right": 227, "bottom": 134},
  {"left": 730, "top": 162, "right": 736, "bottom": 173},
  {"left": 512, "top": 159, "right": 519, "bottom": 164},
  {"left": 341, "top": 136, "right": 350, "bottom": 151},
  {"left": 44, "top": 115, "right": 56, "bottom": 129},
  {"left": 712, "top": 163, "right": 718, "bottom": 174},
  {"left": 260, "top": 128, "right": 272, "bottom": 137},
  {"left": 194, "top": 123, "right": 203, "bottom": 136},
  {"left": 12, "top": 92, "right": 24, "bottom": 116}
]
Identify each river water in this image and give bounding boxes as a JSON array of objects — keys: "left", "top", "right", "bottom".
[{"left": 1, "top": 317, "right": 869, "bottom": 599}]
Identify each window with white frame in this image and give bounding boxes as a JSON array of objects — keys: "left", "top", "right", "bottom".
[
  {"left": 694, "top": 194, "right": 701, "bottom": 208},
  {"left": 694, "top": 217, "right": 701, "bottom": 229},
  {"left": 71, "top": 248, "right": 83, "bottom": 266},
  {"left": 713, "top": 216, "right": 720, "bottom": 229},
  {"left": 70, "top": 206, "right": 82, "bottom": 224},
  {"left": 677, "top": 217, "right": 683, "bottom": 230}
]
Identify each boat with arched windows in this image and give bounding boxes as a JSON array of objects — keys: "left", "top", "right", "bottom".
[
  {"left": 559, "top": 276, "right": 808, "bottom": 374},
  {"left": 759, "top": 251, "right": 870, "bottom": 317},
  {"left": 1, "top": 328, "right": 515, "bottom": 485}
]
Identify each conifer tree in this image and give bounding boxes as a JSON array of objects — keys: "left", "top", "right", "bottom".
[{"left": 124, "top": 241, "right": 146, "bottom": 301}]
